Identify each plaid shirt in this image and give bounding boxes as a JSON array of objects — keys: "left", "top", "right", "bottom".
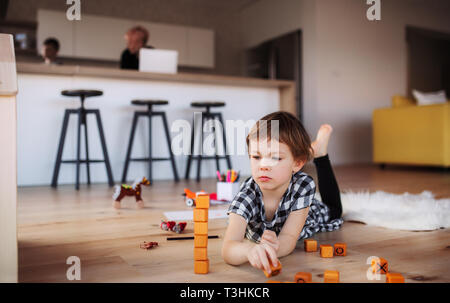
[{"left": 227, "top": 171, "right": 344, "bottom": 242}]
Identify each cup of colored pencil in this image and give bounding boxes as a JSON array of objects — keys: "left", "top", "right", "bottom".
[{"left": 216, "top": 169, "right": 240, "bottom": 183}]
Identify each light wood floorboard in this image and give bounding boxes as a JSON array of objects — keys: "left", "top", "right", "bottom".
[{"left": 18, "top": 164, "right": 450, "bottom": 283}]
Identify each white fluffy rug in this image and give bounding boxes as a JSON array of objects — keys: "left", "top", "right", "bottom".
[{"left": 335, "top": 191, "right": 450, "bottom": 231}]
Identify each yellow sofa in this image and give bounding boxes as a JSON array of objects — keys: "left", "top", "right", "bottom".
[{"left": 372, "top": 96, "right": 450, "bottom": 168}]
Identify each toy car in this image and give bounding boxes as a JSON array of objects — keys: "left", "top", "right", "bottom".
[
  {"left": 182, "top": 188, "right": 217, "bottom": 207},
  {"left": 140, "top": 241, "right": 158, "bottom": 250},
  {"left": 160, "top": 220, "right": 187, "bottom": 233}
]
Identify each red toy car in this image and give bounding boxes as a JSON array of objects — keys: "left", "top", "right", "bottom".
[
  {"left": 160, "top": 220, "right": 187, "bottom": 233},
  {"left": 140, "top": 241, "right": 158, "bottom": 250},
  {"left": 182, "top": 188, "right": 217, "bottom": 207}
]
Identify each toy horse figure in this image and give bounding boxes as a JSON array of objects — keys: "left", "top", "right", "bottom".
[{"left": 112, "top": 177, "right": 151, "bottom": 209}]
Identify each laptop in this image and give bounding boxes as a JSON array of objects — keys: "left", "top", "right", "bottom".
[{"left": 139, "top": 48, "right": 178, "bottom": 74}]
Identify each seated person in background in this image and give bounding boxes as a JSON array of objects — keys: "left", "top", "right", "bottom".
[
  {"left": 120, "top": 25, "right": 154, "bottom": 70},
  {"left": 42, "top": 37, "right": 62, "bottom": 65}
]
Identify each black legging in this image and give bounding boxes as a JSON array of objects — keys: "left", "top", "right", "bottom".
[{"left": 313, "top": 154, "right": 342, "bottom": 220}]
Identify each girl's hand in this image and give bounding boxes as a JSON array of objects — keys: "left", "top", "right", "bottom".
[
  {"left": 260, "top": 230, "right": 280, "bottom": 252},
  {"left": 247, "top": 243, "right": 279, "bottom": 274}
]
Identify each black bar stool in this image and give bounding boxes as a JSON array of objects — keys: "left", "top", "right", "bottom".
[
  {"left": 185, "top": 101, "right": 232, "bottom": 182},
  {"left": 121, "top": 100, "right": 179, "bottom": 184},
  {"left": 51, "top": 89, "right": 114, "bottom": 190}
]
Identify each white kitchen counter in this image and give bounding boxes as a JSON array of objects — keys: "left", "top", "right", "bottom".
[{"left": 16, "top": 63, "right": 295, "bottom": 186}]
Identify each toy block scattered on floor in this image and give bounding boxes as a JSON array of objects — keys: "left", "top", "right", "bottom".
[
  {"left": 294, "top": 272, "right": 312, "bottom": 283},
  {"left": 304, "top": 239, "right": 318, "bottom": 252},
  {"left": 334, "top": 243, "right": 347, "bottom": 256},
  {"left": 194, "top": 234, "right": 208, "bottom": 248},
  {"left": 194, "top": 247, "right": 208, "bottom": 261},
  {"left": 386, "top": 273, "right": 404, "bottom": 283},
  {"left": 263, "top": 261, "right": 282, "bottom": 278},
  {"left": 371, "top": 257, "right": 389, "bottom": 274},
  {"left": 320, "top": 245, "right": 334, "bottom": 258},
  {"left": 195, "top": 194, "right": 210, "bottom": 209},
  {"left": 194, "top": 222, "right": 208, "bottom": 235},
  {"left": 194, "top": 259, "right": 209, "bottom": 274},
  {"left": 324, "top": 270, "right": 340, "bottom": 283},
  {"left": 193, "top": 208, "right": 208, "bottom": 222}
]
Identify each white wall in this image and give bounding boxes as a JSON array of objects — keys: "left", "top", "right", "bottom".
[
  {"left": 37, "top": 9, "right": 215, "bottom": 68},
  {"left": 240, "top": 0, "right": 319, "bottom": 159},
  {"left": 315, "top": 0, "right": 450, "bottom": 164},
  {"left": 8, "top": 0, "right": 241, "bottom": 75},
  {"left": 240, "top": 0, "right": 450, "bottom": 164}
]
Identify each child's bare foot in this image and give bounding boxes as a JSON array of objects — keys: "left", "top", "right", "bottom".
[
  {"left": 113, "top": 201, "right": 121, "bottom": 209},
  {"left": 136, "top": 200, "right": 145, "bottom": 209},
  {"left": 311, "top": 124, "right": 333, "bottom": 158}
]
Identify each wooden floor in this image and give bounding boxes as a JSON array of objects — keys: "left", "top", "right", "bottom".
[{"left": 18, "top": 164, "right": 450, "bottom": 283}]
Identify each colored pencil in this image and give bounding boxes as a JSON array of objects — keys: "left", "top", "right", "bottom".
[{"left": 167, "top": 235, "right": 219, "bottom": 241}]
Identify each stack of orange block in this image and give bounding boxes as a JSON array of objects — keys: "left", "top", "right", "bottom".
[{"left": 193, "top": 194, "right": 209, "bottom": 274}]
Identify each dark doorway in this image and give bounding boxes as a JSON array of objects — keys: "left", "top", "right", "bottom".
[
  {"left": 0, "top": 0, "right": 9, "bottom": 20},
  {"left": 245, "top": 30, "right": 303, "bottom": 121},
  {"left": 406, "top": 26, "right": 450, "bottom": 98}
]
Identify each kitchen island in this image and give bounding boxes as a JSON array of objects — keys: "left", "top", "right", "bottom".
[{"left": 17, "top": 63, "right": 295, "bottom": 186}]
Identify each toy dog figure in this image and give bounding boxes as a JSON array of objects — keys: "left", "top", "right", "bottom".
[{"left": 112, "top": 177, "right": 151, "bottom": 209}]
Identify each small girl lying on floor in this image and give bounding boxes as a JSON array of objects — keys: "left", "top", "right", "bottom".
[{"left": 221, "top": 111, "right": 344, "bottom": 274}]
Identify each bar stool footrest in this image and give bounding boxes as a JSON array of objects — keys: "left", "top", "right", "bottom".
[
  {"left": 61, "top": 159, "right": 106, "bottom": 164},
  {"left": 130, "top": 157, "right": 172, "bottom": 162},
  {"left": 190, "top": 156, "right": 229, "bottom": 160}
]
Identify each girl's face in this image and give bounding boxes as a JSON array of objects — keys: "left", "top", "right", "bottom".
[{"left": 249, "top": 139, "right": 305, "bottom": 193}]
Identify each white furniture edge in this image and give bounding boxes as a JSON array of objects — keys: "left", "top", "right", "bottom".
[{"left": 0, "top": 33, "right": 18, "bottom": 283}]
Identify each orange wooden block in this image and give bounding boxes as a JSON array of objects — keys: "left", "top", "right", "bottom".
[
  {"left": 386, "top": 273, "right": 404, "bottom": 283},
  {"left": 320, "top": 245, "right": 334, "bottom": 258},
  {"left": 263, "top": 261, "right": 282, "bottom": 278},
  {"left": 266, "top": 280, "right": 281, "bottom": 283},
  {"left": 194, "top": 222, "right": 208, "bottom": 235},
  {"left": 334, "top": 243, "right": 347, "bottom": 256},
  {"left": 304, "top": 239, "right": 318, "bottom": 252},
  {"left": 194, "top": 259, "right": 209, "bottom": 274},
  {"left": 194, "top": 234, "right": 208, "bottom": 248},
  {"left": 294, "top": 272, "right": 312, "bottom": 283},
  {"left": 324, "top": 270, "right": 339, "bottom": 283},
  {"left": 194, "top": 247, "right": 208, "bottom": 261},
  {"left": 371, "top": 257, "right": 389, "bottom": 274},
  {"left": 193, "top": 208, "right": 208, "bottom": 222},
  {"left": 196, "top": 194, "right": 210, "bottom": 209}
]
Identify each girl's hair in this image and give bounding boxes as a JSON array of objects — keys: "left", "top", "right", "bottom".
[{"left": 246, "top": 111, "right": 313, "bottom": 162}]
